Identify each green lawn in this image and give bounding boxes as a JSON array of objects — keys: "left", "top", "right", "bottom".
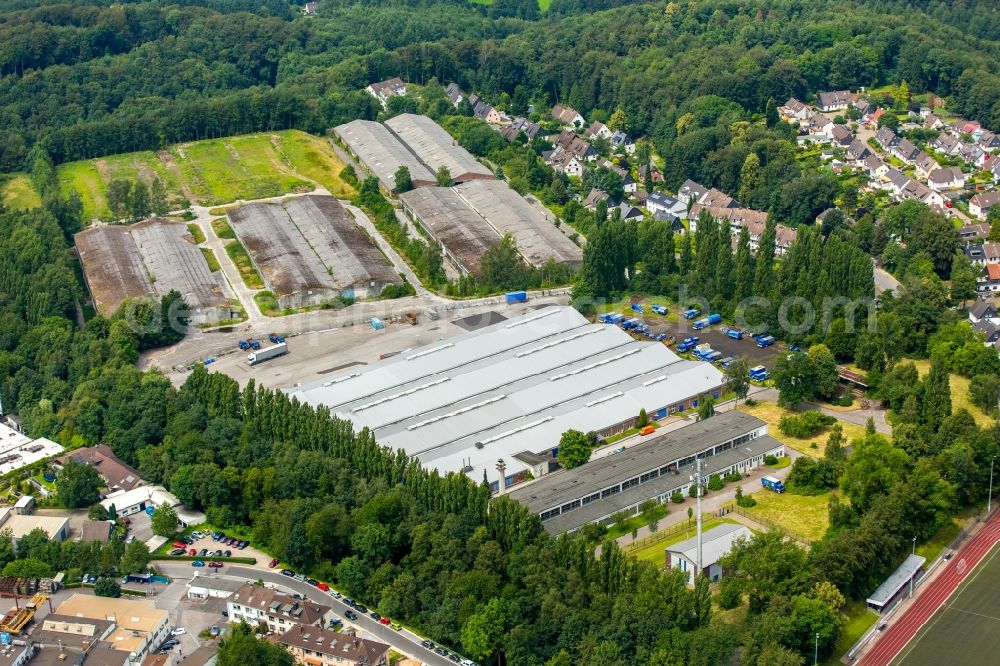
[
  {"left": 765, "top": 455, "right": 791, "bottom": 469},
  {"left": 254, "top": 291, "right": 281, "bottom": 316},
  {"left": 186, "top": 223, "right": 206, "bottom": 244},
  {"left": 225, "top": 240, "right": 264, "bottom": 289},
  {"left": 743, "top": 489, "right": 835, "bottom": 542},
  {"left": 1, "top": 174, "right": 41, "bottom": 210},
  {"left": 629, "top": 517, "right": 743, "bottom": 567},
  {"left": 739, "top": 402, "right": 868, "bottom": 457},
  {"left": 46, "top": 130, "right": 355, "bottom": 220},
  {"left": 603, "top": 504, "right": 669, "bottom": 542},
  {"left": 211, "top": 217, "right": 235, "bottom": 240},
  {"left": 200, "top": 248, "right": 221, "bottom": 272},
  {"left": 902, "top": 359, "right": 995, "bottom": 428}
]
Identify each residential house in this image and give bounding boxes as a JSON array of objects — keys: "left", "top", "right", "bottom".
[
  {"left": 365, "top": 78, "right": 406, "bottom": 109},
  {"left": 666, "top": 523, "right": 753, "bottom": 584},
  {"left": 931, "top": 133, "right": 962, "bottom": 155},
  {"left": 468, "top": 95, "right": 503, "bottom": 125},
  {"left": 582, "top": 188, "right": 613, "bottom": 210},
  {"left": 553, "top": 130, "right": 596, "bottom": 161},
  {"left": 884, "top": 168, "right": 910, "bottom": 196},
  {"left": 831, "top": 124, "right": 853, "bottom": 147},
  {"left": 677, "top": 179, "right": 707, "bottom": 205},
  {"left": 780, "top": 98, "right": 812, "bottom": 122},
  {"left": 646, "top": 193, "right": 687, "bottom": 220},
  {"left": 446, "top": 82, "right": 464, "bottom": 107},
  {"left": 79, "top": 519, "right": 113, "bottom": 543},
  {"left": 876, "top": 127, "right": 899, "bottom": 151},
  {"left": 227, "top": 583, "right": 333, "bottom": 633},
  {"left": 638, "top": 164, "right": 663, "bottom": 183},
  {"left": 968, "top": 298, "right": 998, "bottom": 325},
  {"left": 501, "top": 117, "right": 542, "bottom": 143},
  {"left": 979, "top": 130, "right": 1000, "bottom": 151},
  {"left": 617, "top": 202, "right": 644, "bottom": 221},
  {"left": 959, "top": 223, "right": 991, "bottom": 245},
  {"left": 551, "top": 105, "right": 585, "bottom": 128},
  {"left": 956, "top": 120, "right": 982, "bottom": 137},
  {"left": 817, "top": 90, "right": 852, "bottom": 112},
  {"left": 893, "top": 138, "right": 920, "bottom": 163},
  {"left": 701, "top": 188, "right": 736, "bottom": 208},
  {"left": 544, "top": 149, "right": 584, "bottom": 178},
  {"left": 584, "top": 121, "right": 613, "bottom": 141},
  {"left": 804, "top": 115, "right": 834, "bottom": 141},
  {"left": 864, "top": 107, "right": 885, "bottom": 127},
  {"left": 864, "top": 154, "right": 889, "bottom": 180},
  {"left": 846, "top": 139, "right": 871, "bottom": 162},
  {"left": 983, "top": 156, "right": 1000, "bottom": 183},
  {"left": 967, "top": 244, "right": 988, "bottom": 267},
  {"left": 970, "top": 192, "right": 1000, "bottom": 220},
  {"left": 302, "top": 2, "right": 318, "bottom": 15},
  {"left": 273, "top": 624, "right": 389, "bottom": 666},
  {"left": 55, "top": 444, "right": 145, "bottom": 493},
  {"left": 923, "top": 113, "right": 944, "bottom": 131},
  {"left": 986, "top": 242, "right": 1000, "bottom": 266},
  {"left": 978, "top": 263, "right": 1000, "bottom": 294},
  {"left": 689, "top": 204, "right": 797, "bottom": 256},
  {"left": 927, "top": 166, "right": 966, "bottom": 191},
  {"left": 900, "top": 179, "right": 945, "bottom": 208},
  {"left": 610, "top": 131, "right": 636, "bottom": 155},
  {"left": 852, "top": 98, "right": 872, "bottom": 117},
  {"left": 914, "top": 151, "right": 939, "bottom": 179},
  {"left": 971, "top": 319, "right": 1000, "bottom": 349}
]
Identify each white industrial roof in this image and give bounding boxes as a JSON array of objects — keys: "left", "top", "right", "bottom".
[
  {"left": 0, "top": 423, "right": 64, "bottom": 476},
  {"left": 384, "top": 113, "right": 494, "bottom": 180},
  {"left": 289, "top": 307, "right": 724, "bottom": 484}
]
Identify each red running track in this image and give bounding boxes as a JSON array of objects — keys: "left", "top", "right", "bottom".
[{"left": 860, "top": 510, "right": 1000, "bottom": 666}]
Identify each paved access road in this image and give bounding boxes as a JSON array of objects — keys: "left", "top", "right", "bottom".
[
  {"left": 156, "top": 562, "right": 462, "bottom": 666},
  {"left": 859, "top": 510, "right": 1000, "bottom": 666}
]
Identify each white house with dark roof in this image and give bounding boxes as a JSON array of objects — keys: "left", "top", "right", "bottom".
[
  {"left": 970, "top": 192, "right": 1000, "bottom": 220},
  {"left": 550, "top": 105, "right": 584, "bottom": 128},
  {"left": 817, "top": 90, "right": 852, "bottom": 112},
  {"left": 365, "top": 77, "right": 406, "bottom": 109},
  {"left": 780, "top": 98, "right": 812, "bottom": 121}
]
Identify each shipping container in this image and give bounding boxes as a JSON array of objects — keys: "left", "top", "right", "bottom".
[{"left": 505, "top": 291, "right": 528, "bottom": 304}]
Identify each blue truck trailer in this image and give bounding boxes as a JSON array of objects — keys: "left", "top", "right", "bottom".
[
  {"left": 505, "top": 291, "right": 528, "bottom": 304},
  {"left": 762, "top": 476, "right": 786, "bottom": 493},
  {"left": 707, "top": 313, "right": 722, "bottom": 325}
]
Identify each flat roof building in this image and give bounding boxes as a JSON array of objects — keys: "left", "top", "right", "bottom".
[
  {"left": 101, "top": 485, "right": 205, "bottom": 527},
  {"left": 288, "top": 307, "right": 724, "bottom": 489},
  {"left": 507, "top": 411, "right": 784, "bottom": 534},
  {"left": 227, "top": 195, "right": 401, "bottom": 308},
  {"left": 186, "top": 574, "right": 247, "bottom": 600},
  {"left": 0, "top": 508, "right": 69, "bottom": 542},
  {"left": 0, "top": 423, "right": 63, "bottom": 478},
  {"left": 333, "top": 120, "right": 435, "bottom": 193},
  {"left": 47, "top": 594, "right": 170, "bottom": 664},
  {"left": 384, "top": 113, "right": 494, "bottom": 182}
]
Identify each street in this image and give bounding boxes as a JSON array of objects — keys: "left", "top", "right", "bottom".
[{"left": 154, "top": 562, "right": 463, "bottom": 666}]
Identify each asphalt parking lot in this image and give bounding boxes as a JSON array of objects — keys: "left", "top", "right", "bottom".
[{"left": 169, "top": 530, "right": 271, "bottom": 568}]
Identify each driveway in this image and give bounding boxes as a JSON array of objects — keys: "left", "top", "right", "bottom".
[{"left": 153, "top": 563, "right": 463, "bottom": 666}]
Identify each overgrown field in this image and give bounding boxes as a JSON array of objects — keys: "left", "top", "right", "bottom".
[
  {"left": 55, "top": 131, "right": 356, "bottom": 220},
  {"left": 1, "top": 174, "right": 41, "bottom": 210}
]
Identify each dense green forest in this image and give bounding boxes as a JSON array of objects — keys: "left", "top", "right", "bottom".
[
  {"left": 2, "top": 0, "right": 1000, "bottom": 664},
  {"left": 1, "top": 0, "right": 999, "bottom": 171}
]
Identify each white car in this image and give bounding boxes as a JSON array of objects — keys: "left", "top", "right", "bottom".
[{"left": 170, "top": 628, "right": 186, "bottom": 636}]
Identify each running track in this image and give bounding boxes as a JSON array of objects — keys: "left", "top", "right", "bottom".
[{"left": 859, "top": 510, "right": 1000, "bottom": 666}]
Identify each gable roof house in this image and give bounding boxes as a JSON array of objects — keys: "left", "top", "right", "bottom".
[
  {"left": 979, "top": 129, "right": 1000, "bottom": 151},
  {"left": 365, "top": 77, "right": 406, "bottom": 109},
  {"left": 978, "top": 263, "right": 1000, "bottom": 294},
  {"left": 914, "top": 151, "right": 939, "bottom": 179},
  {"left": 959, "top": 223, "right": 991, "bottom": 245},
  {"left": 584, "top": 121, "right": 613, "bottom": 141},
  {"left": 273, "top": 624, "right": 389, "bottom": 666},
  {"left": 780, "top": 98, "right": 812, "bottom": 121},
  {"left": 931, "top": 132, "right": 962, "bottom": 155},
  {"left": 817, "top": 90, "right": 852, "bottom": 112},
  {"left": 864, "top": 154, "right": 889, "bottom": 180},
  {"left": 551, "top": 105, "right": 585, "bottom": 128},
  {"left": 969, "top": 191, "right": 1000, "bottom": 220},
  {"left": 688, "top": 205, "right": 797, "bottom": 256},
  {"left": 446, "top": 82, "right": 464, "bottom": 107},
  {"left": 846, "top": 138, "right": 872, "bottom": 162},
  {"left": 804, "top": 115, "right": 834, "bottom": 140},
  {"left": 666, "top": 523, "right": 752, "bottom": 584},
  {"left": 923, "top": 113, "right": 944, "bottom": 130},
  {"left": 227, "top": 583, "right": 333, "bottom": 633},
  {"left": 618, "top": 202, "right": 644, "bottom": 221},
  {"left": 678, "top": 179, "right": 708, "bottom": 204},
  {"left": 55, "top": 444, "right": 145, "bottom": 493},
  {"left": 610, "top": 131, "right": 636, "bottom": 155},
  {"left": 582, "top": 188, "right": 613, "bottom": 210},
  {"left": 892, "top": 138, "right": 920, "bottom": 163},
  {"left": 927, "top": 166, "right": 966, "bottom": 191},
  {"left": 883, "top": 168, "right": 910, "bottom": 195},
  {"left": 467, "top": 94, "right": 504, "bottom": 125},
  {"left": 639, "top": 164, "right": 664, "bottom": 183},
  {"left": 546, "top": 149, "right": 585, "bottom": 178},
  {"left": 501, "top": 117, "right": 542, "bottom": 143},
  {"left": 961, "top": 144, "right": 987, "bottom": 167},
  {"left": 553, "top": 130, "right": 596, "bottom": 161},
  {"left": 968, "top": 297, "right": 998, "bottom": 324},
  {"left": 700, "top": 188, "right": 736, "bottom": 208},
  {"left": 830, "top": 124, "right": 853, "bottom": 147},
  {"left": 876, "top": 127, "right": 899, "bottom": 150}
]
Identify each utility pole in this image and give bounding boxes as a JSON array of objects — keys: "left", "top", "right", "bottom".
[
  {"left": 696, "top": 457, "right": 703, "bottom": 580},
  {"left": 989, "top": 456, "right": 996, "bottom": 515},
  {"left": 814, "top": 632, "right": 819, "bottom": 665}
]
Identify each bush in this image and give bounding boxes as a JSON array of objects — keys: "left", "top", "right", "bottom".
[
  {"left": 670, "top": 491, "right": 685, "bottom": 504},
  {"left": 339, "top": 165, "right": 359, "bottom": 188},
  {"left": 717, "top": 578, "right": 743, "bottom": 609},
  {"left": 735, "top": 486, "right": 757, "bottom": 508},
  {"left": 763, "top": 454, "right": 778, "bottom": 466},
  {"left": 706, "top": 474, "right": 724, "bottom": 491},
  {"left": 779, "top": 411, "right": 836, "bottom": 438},
  {"left": 688, "top": 484, "right": 699, "bottom": 498},
  {"left": 744, "top": 398, "right": 758, "bottom": 407},
  {"left": 785, "top": 456, "right": 837, "bottom": 495},
  {"left": 380, "top": 281, "right": 416, "bottom": 299},
  {"left": 724, "top": 471, "right": 742, "bottom": 483},
  {"left": 829, "top": 393, "right": 853, "bottom": 407},
  {"left": 94, "top": 578, "right": 121, "bottom": 598}
]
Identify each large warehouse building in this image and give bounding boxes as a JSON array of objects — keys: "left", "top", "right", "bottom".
[
  {"left": 384, "top": 113, "right": 495, "bottom": 182},
  {"left": 333, "top": 119, "right": 435, "bottom": 193},
  {"left": 75, "top": 218, "right": 228, "bottom": 323},
  {"left": 508, "top": 411, "right": 785, "bottom": 534},
  {"left": 226, "top": 195, "right": 402, "bottom": 308},
  {"left": 288, "top": 306, "right": 724, "bottom": 489},
  {"left": 399, "top": 182, "right": 583, "bottom": 273}
]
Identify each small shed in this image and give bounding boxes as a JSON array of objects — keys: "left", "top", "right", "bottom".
[
  {"left": 13, "top": 496, "right": 34, "bottom": 515},
  {"left": 866, "top": 554, "right": 926, "bottom": 613}
]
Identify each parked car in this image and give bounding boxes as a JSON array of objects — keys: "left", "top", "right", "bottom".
[
  {"left": 191, "top": 560, "right": 205, "bottom": 567},
  {"left": 342, "top": 598, "right": 354, "bottom": 607},
  {"left": 449, "top": 656, "right": 460, "bottom": 663},
  {"left": 199, "top": 548, "right": 208, "bottom": 556},
  {"left": 188, "top": 549, "right": 197, "bottom": 556},
  {"left": 208, "top": 561, "right": 223, "bottom": 568},
  {"left": 237, "top": 540, "right": 248, "bottom": 550},
  {"left": 379, "top": 617, "right": 390, "bottom": 626},
  {"left": 390, "top": 622, "right": 401, "bottom": 631},
  {"left": 316, "top": 582, "right": 329, "bottom": 592},
  {"left": 306, "top": 578, "right": 319, "bottom": 587},
  {"left": 280, "top": 569, "right": 295, "bottom": 577},
  {"left": 435, "top": 647, "right": 448, "bottom": 656},
  {"left": 171, "top": 628, "right": 186, "bottom": 636},
  {"left": 354, "top": 605, "right": 368, "bottom": 614},
  {"left": 421, "top": 640, "right": 436, "bottom": 649},
  {"left": 344, "top": 610, "right": 358, "bottom": 621},
  {"left": 169, "top": 548, "right": 186, "bottom": 556},
  {"left": 294, "top": 573, "right": 307, "bottom": 582},
  {"left": 213, "top": 550, "right": 222, "bottom": 557},
  {"left": 172, "top": 541, "right": 187, "bottom": 549},
  {"left": 268, "top": 558, "right": 279, "bottom": 568},
  {"left": 224, "top": 550, "right": 231, "bottom": 557},
  {"left": 370, "top": 613, "right": 381, "bottom": 622}
]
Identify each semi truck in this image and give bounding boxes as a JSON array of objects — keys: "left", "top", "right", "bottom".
[
  {"left": 621, "top": 318, "right": 641, "bottom": 330},
  {"left": 692, "top": 318, "right": 709, "bottom": 330},
  {"left": 599, "top": 312, "right": 625, "bottom": 324},
  {"left": 505, "top": 291, "right": 528, "bottom": 304},
  {"left": 762, "top": 476, "right": 786, "bottom": 493},
  {"left": 248, "top": 342, "right": 288, "bottom": 366}
]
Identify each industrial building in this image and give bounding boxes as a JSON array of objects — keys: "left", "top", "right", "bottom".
[
  {"left": 506, "top": 411, "right": 785, "bottom": 535},
  {"left": 333, "top": 119, "right": 435, "bottom": 193},
  {"left": 288, "top": 306, "right": 724, "bottom": 489},
  {"left": 100, "top": 485, "right": 205, "bottom": 527},
  {"left": 226, "top": 195, "right": 401, "bottom": 309},
  {"left": 75, "top": 219, "right": 229, "bottom": 323},
  {"left": 384, "top": 113, "right": 494, "bottom": 182},
  {"left": 0, "top": 422, "right": 63, "bottom": 478},
  {"left": 400, "top": 182, "right": 583, "bottom": 273}
]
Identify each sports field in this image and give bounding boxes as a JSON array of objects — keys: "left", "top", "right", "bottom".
[
  {"left": 54, "top": 130, "right": 356, "bottom": 220},
  {"left": 893, "top": 543, "right": 1000, "bottom": 665}
]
